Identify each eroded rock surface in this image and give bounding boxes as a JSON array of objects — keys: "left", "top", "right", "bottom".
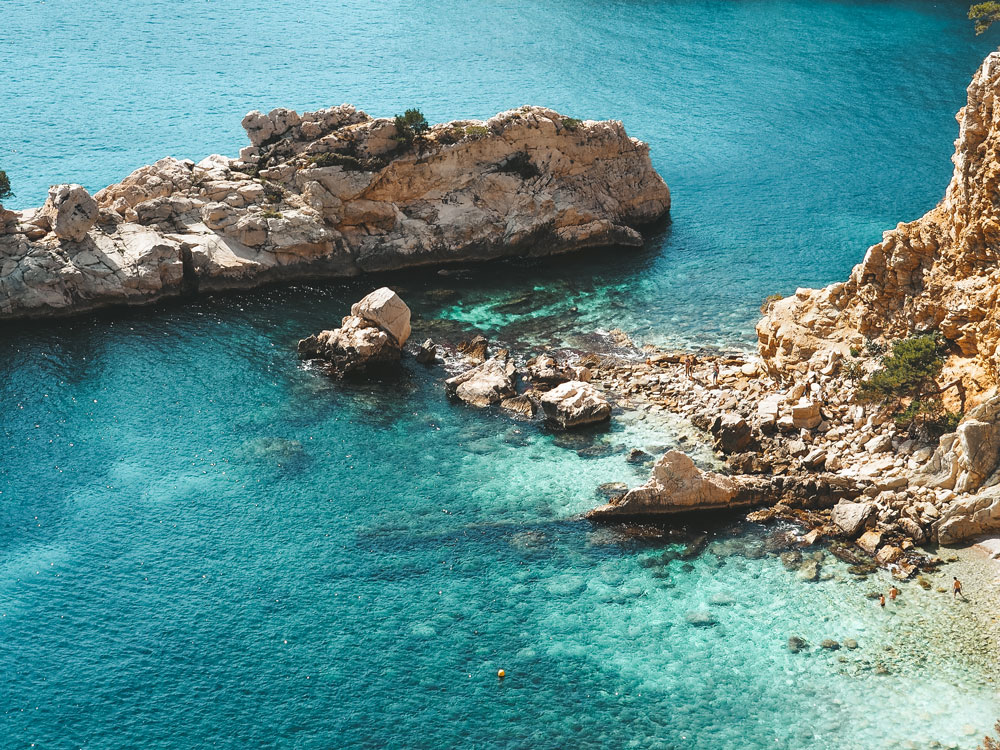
[
  {"left": 0, "top": 105, "right": 669, "bottom": 320},
  {"left": 756, "top": 51, "right": 1000, "bottom": 399}
]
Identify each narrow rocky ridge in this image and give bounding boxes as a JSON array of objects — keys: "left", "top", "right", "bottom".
[{"left": 0, "top": 105, "right": 669, "bottom": 320}]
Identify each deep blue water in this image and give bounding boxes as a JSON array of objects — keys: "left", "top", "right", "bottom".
[{"left": 2, "top": 1, "right": 999, "bottom": 748}]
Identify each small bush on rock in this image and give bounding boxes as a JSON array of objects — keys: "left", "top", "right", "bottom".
[
  {"left": 261, "top": 182, "right": 283, "bottom": 204},
  {"left": 393, "top": 109, "right": 429, "bottom": 148},
  {"left": 0, "top": 170, "right": 12, "bottom": 200},
  {"left": 464, "top": 125, "right": 488, "bottom": 139},
  {"left": 308, "top": 152, "right": 364, "bottom": 171},
  {"left": 561, "top": 117, "right": 583, "bottom": 131}
]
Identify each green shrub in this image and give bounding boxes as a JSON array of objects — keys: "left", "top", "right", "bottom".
[
  {"left": 759, "top": 293, "right": 783, "bottom": 314},
  {"left": 970, "top": 2, "right": 1000, "bottom": 34},
  {"left": 856, "top": 333, "right": 945, "bottom": 404},
  {"left": 434, "top": 126, "right": 464, "bottom": 145},
  {"left": 261, "top": 182, "right": 283, "bottom": 204},
  {"left": 561, "top": 117, "right": 583, "bottom": 132},
  {"left": 841, "top": 359, "right": 864, "bottom": 381},
  {"left": 307, "top": 152, "right": 364, "bottom": 171},
  {"left": 260, "top": 209, "right": 283, "bottom": 219},
  {"left": 0, "top": 170, "right": 12, "bottom": 200},
  {"left": 849, "top": 345, "right": 860, "bottom": 358},
  {"left": 393, "top": 108, "right": 430, "bottom": 148},
  {"left": 464, "top": 125, "right": 489, "bottom": 139}
]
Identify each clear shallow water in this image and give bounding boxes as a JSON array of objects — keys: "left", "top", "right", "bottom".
[{"left": 3, "top": 1, "right": 1000, "bottom": 748}]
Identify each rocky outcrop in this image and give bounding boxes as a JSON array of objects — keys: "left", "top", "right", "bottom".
[
  {"left": 297, "top": 287, "right": 410, "bottom": 377},
  {"left": 588, "top": 451, "right": 741, "bottom": 519},
  {"left": 539, "top": 380, "right": 611, "bottom": 429},
  {"left": 0, "top": 105, "right": 669, "bottom": 320},
  {"left": 936, "top": 485, "right": 1000, "bottom": 544},
  {"left": 756, "top": 51, "right": 1000, "bottom": 397}
]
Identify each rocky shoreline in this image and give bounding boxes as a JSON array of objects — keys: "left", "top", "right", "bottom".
[{"left": 0, "top": 105, "right": 669, "bottom": 321}]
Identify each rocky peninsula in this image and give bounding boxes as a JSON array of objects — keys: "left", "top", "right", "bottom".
[
  {"left": 0, "top": 105, "right": 669, "bottom": 320},
  {"left": 584, "top": 50, "right": 1000, "bottom": 570}
]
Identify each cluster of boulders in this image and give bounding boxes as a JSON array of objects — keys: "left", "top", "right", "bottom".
[
  {"left": 0, "top": 104, "right": 670, "bottom": 320},
  {"left": 578, "top": 337, "right": 1000, "bottom": 571},
  {"left": 297, "top": 288, "right": 613, "bottom": 430},
  {"left": 442, "top": 341, "right": 612, "bottom": 430}
]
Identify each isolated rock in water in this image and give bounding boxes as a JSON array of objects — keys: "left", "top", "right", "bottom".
[
  {"left": 297, "top": 290, "right": 408, "bottom": 377},
  {"left": 350, "top": 287, "right": 411, "bottom": 346},
  {"left": 416, "top": 338, "right": 437, "bottom": 365},
  {"left": 831, "top": 501, "right": 875, "bottom": 537},
  {"left": 540, "top": 380, "right": 611, "bottom": 429},
  {"left": 588, "top": 450, "right": 739, "bottom": 519},
  {"left": 36, "top": 184, "right": 98, "bottom": 242},
  {"left": 0, "top": 105, "right": 669, "bottom": 320},
  {"left": 298, "top": 315, "right": 401, "bottom": 377},
  {"left": 445, "top": 352, "right": 516, "bottom": 407}
]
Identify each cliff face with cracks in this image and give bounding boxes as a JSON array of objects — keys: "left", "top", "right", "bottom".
[
  {"left": 757, "top": 51, "right": 1000, "bottom": 398},
  {"left": 0, "top": 105, "right": 669, "bottom": 320}
]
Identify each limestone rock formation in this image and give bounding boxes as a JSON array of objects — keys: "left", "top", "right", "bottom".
[
  {"left": 0, "top": 105, "right": 670, "bottom": 320},
  {"left": 445, "top": 352, "right": 517, "bottom": 407},
  {"left": 297, "top": 287, "right": 409, "bottom": 377},
  {"left": 936, "top": 485, "right": 1000, "bottom": 544},
  {"left": 539, "top": 380, "right": 611, "bottom": 429},
  {"left": 33, "top": 185, "right": 99, "bottom": 242},
  {"left": 587, "top": 451, "right": 740, "bottom": 519},
  {"left": 756, "top": 51, "right": 1000, "bottom": 399},
  {"left": 350, "top": 286, "right": 411, "bottom": 346}
]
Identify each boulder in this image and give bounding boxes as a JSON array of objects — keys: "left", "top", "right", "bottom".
[
  {"left": 711, "top": 412, "right": 752, "bottom": 454},
  {"left": 874, "top": 545, "right": 902, "bottom": 566},
  {"left": 936, "top": 484, "right": 1000, "bottom": 544},
  {"left": 350, "top": 287, "right": 411, "bottom": 346},
  {"left": 540, "top": 380, "right": 611, "bottom": 429},
  {"left": 857, "top": 529, "right": 882, "bottom": 555},
  {"left": 587, "top": 450, "right": 740, "bottom": 519},
  {"left": 457, "top": 335, "right": 489, "bottom": 363},
  {"left": 898, "top": 517, "right": 926, "bottom": 544},
  {"left": 527, "top": 355, "right": 573, "bottom": 388},
  {"left": 36, "top": 184, "right": 98, "bottom": 242},
  {"left": 297, "top": 314, "right": 401, "bottom": 377},
  {"left": 831, "top": 501, "right": 875, "bottom": 537},
  {"left": 790, "top": 398, "right": 821, "bottom": 429},
  {"left": 416, "top": 338, "right": 437, "bottom": 365},
  {"left": 445, "top": 353, "right": 516, "bottom": 407}
]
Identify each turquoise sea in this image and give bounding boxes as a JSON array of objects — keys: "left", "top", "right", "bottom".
[{"left": 2, "top": 1, "right": 999, "bottom": 748}]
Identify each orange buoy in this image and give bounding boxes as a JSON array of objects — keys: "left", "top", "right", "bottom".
[{"left": 497, "top": 669, "right": 506, "bottom": 680}]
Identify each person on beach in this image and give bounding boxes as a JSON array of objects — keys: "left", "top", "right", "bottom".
[
  {"left": 879, "top": 594, "right": 886, "bottom": 608},
  {"left": 711, "top": 360, "right": 720, "bottom": 386},
  {"left": 683, "top": 355, "right": 692, "bottom": 380},
  {"left": 889, "top": 586, "right": 899, "bottom": 601},
  {"left": 953, "top": 577, "right": 964, "bottom": 600}
]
